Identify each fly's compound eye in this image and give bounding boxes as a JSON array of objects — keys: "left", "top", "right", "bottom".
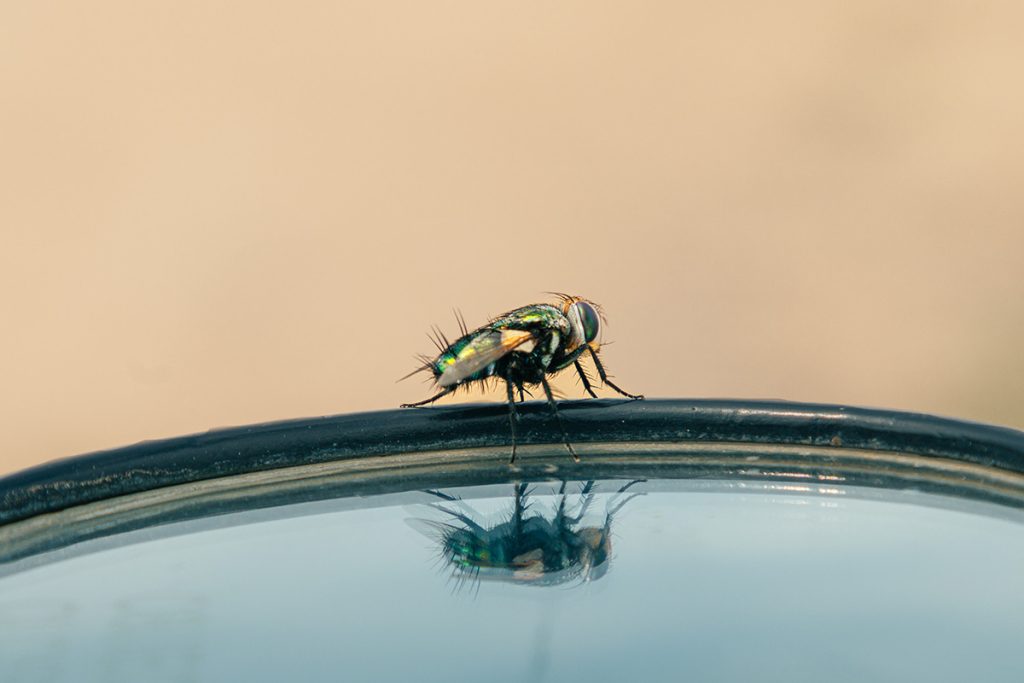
[{"left": 573, "top": 301, "right": 600, "bottom": 343}]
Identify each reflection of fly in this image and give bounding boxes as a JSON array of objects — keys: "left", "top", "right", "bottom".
[
  {"left": 411, "top": 481, "right": 644, "bottom": 590},
  {"left": 401, "top": 294, "right": 643, "bottom": 462}
]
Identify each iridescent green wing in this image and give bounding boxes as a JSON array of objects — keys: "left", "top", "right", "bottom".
[{"left": 436, "top": 328, "right": 536, "bottom": 387}]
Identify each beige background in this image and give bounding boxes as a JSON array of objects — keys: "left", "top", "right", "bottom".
[{"left": 2, "top": 2, "right": 1023, "bottom": 475}]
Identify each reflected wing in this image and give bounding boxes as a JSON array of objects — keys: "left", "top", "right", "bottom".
[{"left": 437, "top": 329, "right": 535, "bottom": 387}]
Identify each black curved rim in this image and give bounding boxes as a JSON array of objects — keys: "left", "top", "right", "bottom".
[{"left": 3, "top": 398, "right": 1024, "bottom": 529}]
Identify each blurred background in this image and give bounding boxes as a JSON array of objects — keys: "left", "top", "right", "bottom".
[{"left": 2, "top": 2, "right": 1022, "bottom": 475}]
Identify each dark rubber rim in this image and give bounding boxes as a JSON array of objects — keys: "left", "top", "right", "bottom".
[{"left": 3, "top": 398, "right": 1024, "bottom": 528}]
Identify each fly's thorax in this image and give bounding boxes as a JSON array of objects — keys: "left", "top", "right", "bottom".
[
  {"left": 540, "top": 330, "right": 561, "bottom": 370},
  {"left": 491, "top": 331, "right": 561, "bottom": 384},
  {"left": 522, "top": 305, "right": 572, "bottom": 366},
  {"left": 501, "top": 329, "right": 535, "bottom": 354},
  {"left": 488, "top": 303, "right": 570, "bottom": 334}
]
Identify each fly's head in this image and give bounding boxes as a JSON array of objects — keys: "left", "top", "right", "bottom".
[
  {"left": 553, "top": 294, "right": 605, "bottom": 353},
  {"left": 576, "top": 524, "right": 614, "bottom": 582}
]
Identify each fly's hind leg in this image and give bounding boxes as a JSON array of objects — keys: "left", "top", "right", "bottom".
[
  {"left": 506, "top": 380, "right": 521, "bottom": 464},
  {"left": 588, "top": 349, "right": 644, "bottom": 400},
  {"left": 541, "top": 377, "right": 580, "bottom": 463},
  {"left": 401, "top": 387, "right": 455, "bottom": 408}
]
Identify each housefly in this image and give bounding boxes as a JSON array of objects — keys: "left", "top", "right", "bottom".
[
  {"left": 401, "top": 294, "right": 643, "bottom": 462},
  {"left": 409, "top": 480, "right": 644, "bottom": 589}
]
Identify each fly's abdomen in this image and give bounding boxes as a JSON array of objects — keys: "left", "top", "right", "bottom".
[
  {"left": 432, "top": 335, "right": 499, "bottom": 387},
  {"left": 434, "top": 328, "right": 541, "bottom": 388}
]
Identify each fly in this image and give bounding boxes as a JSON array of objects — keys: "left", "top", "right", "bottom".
[
  {"left": 409, "top": 480, "right": 645, "bottom": 589},
  {"left": 401, "top": 293, "right": 643, "bottom": 463}
]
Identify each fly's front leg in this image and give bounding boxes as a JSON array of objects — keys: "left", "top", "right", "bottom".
[
  {"left": 401, "top": 387, "right": 456, "bottom": 408},
  {"left": 608, "top": 479, "right": 647, "bottom": 516},
  {"left": 573, "top": 360, "right": 599, "bottom": 398},
  {"left": 541, "top": 377, "right": 579, "bottom": 463},
  {"left": 588, "top": 348, "right": 644, "bottom": 400},
  {"left": 506, "top": 380, "right": 520, "bottom": 463},
  {"left": 569, "top": 481, "right": 598, "bottom": 522}
]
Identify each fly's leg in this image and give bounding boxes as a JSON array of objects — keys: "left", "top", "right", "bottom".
[
  {"left": 573, "top": 360, "right": 599, "bottom": 399},
  {"left": 557, "top": 480, "right": 595, "bottom": 524},
  {"left": 541, "top": 377, "right": 579, "bottom": 463},
  {"left": 506, "top": 380, "right": 520, "bottom": 464},
  {"left": 513, "top": 482, "right": 529, "bottom": 540},
  {"left": 554, "top": 480, "right": 569, "bottom": 522},
  {"left": 608, "top": 479, "right": 647, "bottom": 516},
  {"left": 401, "top": 387, "right": 455, "bottom": 408},
  {"left": 614, "top": 479, "right": 646, "bottom": 495},
  {"left": 568, "top": 480, "right": 598, "bottom": 522},
  {"left": 588, "top": 349, "right": 644, "bottom": 400}
]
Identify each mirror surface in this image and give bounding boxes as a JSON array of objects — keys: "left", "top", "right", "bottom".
[{"left": 2, "top": 478, "right": 1023, "bottom": 682}]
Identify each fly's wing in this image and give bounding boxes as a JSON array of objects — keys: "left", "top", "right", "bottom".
[{"left": 437, "top": 329, "right": 535, "bottom": 387}]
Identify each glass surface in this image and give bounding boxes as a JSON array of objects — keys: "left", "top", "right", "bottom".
[{"left": 2, "top": 479, "right": 1024, "bottom": 682}]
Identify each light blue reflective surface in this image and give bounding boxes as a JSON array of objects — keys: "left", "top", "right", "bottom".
[{"left": 2, "top": 480, "right": 1023, "bottom": 682}]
